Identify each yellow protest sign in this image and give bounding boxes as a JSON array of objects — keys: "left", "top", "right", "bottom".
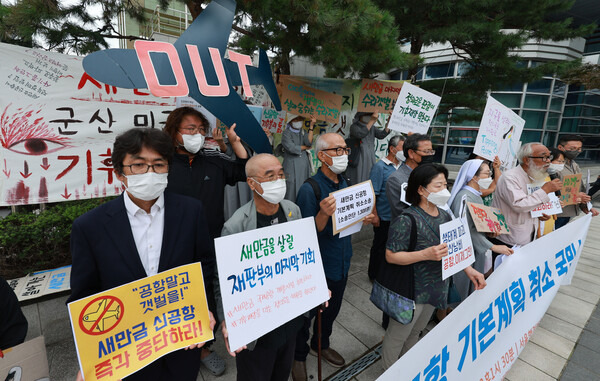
[{"left": 68, "top": 263, "right": 213, "bottom": 381}]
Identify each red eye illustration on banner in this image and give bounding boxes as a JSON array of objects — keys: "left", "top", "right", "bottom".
[{"left": 1, "top": 104, "right": 70, "bottom": 155}]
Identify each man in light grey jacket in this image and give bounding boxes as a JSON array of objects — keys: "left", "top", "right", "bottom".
[{"left": 218, "top": 153, "right": 305, "bottom": 381}]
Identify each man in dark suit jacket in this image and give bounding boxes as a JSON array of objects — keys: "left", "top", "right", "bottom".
[{"left": 69, "top": 128, "right": 215, "bottom": 381}]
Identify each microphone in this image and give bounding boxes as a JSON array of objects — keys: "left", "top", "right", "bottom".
[{"left": 549, "top": 172, "right": 561, "bottom": 196}]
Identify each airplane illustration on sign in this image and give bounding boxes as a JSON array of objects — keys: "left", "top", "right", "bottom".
[
  {"left": 82, "top": 0, "right": 281, "bottom": 154},
  {"left": 82, "top": 298, "right": 121, "bottom": 332}
]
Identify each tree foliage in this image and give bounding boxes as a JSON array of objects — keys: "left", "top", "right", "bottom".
[
  {"left": 562, "top": 63, "right": 600, "bottom": 90},
  {"left": 374, "top": 0, "right": 595, "bottom": 117}
]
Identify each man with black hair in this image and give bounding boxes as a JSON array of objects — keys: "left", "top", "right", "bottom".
[
  {"left": 69, "top": 128, "right": 216, "bottom": 381},
  {"left": 386, "top": 133, "right": 435, "bottom": 220},
  {"left": 555, "top": 135, "right": 599, "bottom": 229}
]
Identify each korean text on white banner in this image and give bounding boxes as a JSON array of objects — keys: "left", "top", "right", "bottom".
[
  {"left": 440, "top": 218, "right": 475, "bottom": 280},
  {"left": 331, "top": 180, "right": 375, "bottom": 235},
  {"left": 388, "top": 82, "right": 441, "bottom": 135},
  {"left": 378, "top": 213, "right": 592, "bottom": 381},
  {"left": 0, "top": 42, "right": 176, "bottom": 206},
  {"left": 214, "top": 218, "right": 329, "bottom": 351},
  {"left": 473, "top": 96, "right": 525, "bottom": 171}
]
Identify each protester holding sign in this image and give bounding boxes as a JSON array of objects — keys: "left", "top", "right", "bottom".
[
  {"left": 491, "top": 143, "right": 562, "bottom": 247},
  {"left": 217, "top": 154, "right": 306, "bottom": 380},
  {"left": 282, "top": 115, "right": 316, "bottom": 202},
  {"left": 164, "top": 106, "right": 248, "bottom": 375},
  {"left": 381, "top": 164, "right": 486, "bottom": 369},
  {"left": 69, "top": 128, "right": 216, "bottom": 381},
  {"left": 555, "top": 135, "right": 599, "bottom": 229},
  {"left": 468, "top": 154, "right": 502, "bottom": 207},
  {"left": 293, "top": 133, "right": 374, "bottom": 379},
  {"left": 448, "top": 160, "right": 513, "bottom": 300},
  {"left": 536, "top": 148, "right": 567, "bottom": 237},
  {"left": 386, "top": 134, "right": 435, "bottom": 220},
  {"left": 345, "top": 111, "right": 391, "bottom": 186}
]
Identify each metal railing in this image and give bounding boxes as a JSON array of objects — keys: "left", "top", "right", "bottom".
[{"left": 142, "top": 5, "right": 192, "bottom": 39}]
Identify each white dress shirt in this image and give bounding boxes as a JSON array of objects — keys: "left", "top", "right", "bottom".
[{"left": 123, "top": 192, "right": 165, "bottom": 276}]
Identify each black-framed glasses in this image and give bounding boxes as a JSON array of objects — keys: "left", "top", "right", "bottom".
[
  {"left": 123, "top": 163, "right": 169, "bottom": 174},
  {"left": 529, "top": 155, "right": 553, "bottom": 162},
  {"left": 253, "top": 173, "right": 286, "bottom": 183},
  {"left": 323, "top": 147, "right": 351, "bottom": 155}
]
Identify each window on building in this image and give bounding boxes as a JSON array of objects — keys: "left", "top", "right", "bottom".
[
  {"left": 424, "top": 63, "right": 456, "bottom": 79},
  {"left": 523, "top": 95, "right": 548, "bottom": 109},
  {"left": 521, "top": 110, "right": 545, "bottom": 129},
  {"left": 493, "top": 93, "right": 521, "bottom": 108},
  {"left": 526, "top": 79, "right": 552, "bottom": 93}
]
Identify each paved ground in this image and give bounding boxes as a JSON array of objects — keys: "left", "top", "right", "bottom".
[{"left": 20, "top": 205, "right": 600, "bottom": 381}]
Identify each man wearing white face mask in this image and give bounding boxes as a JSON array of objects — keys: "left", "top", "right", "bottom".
[
  {"left": 216, "top": 153, "right": 305, "bottom": 380},
  {"left": 292, "top": 133, "right": 375, "bottom": 380},
  {"left": 69, "top": 128, "right": 217, "bottom": 381}
]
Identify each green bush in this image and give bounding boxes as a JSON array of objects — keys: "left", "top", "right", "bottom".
[{"left": 0, "top": 197, "right": 114, "bottom": 278}]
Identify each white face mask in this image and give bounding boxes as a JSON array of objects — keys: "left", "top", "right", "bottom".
[
  {"left": 180, "top": 133, "right": 205, "bottom": 154},
  {"left": 477, "top": 177, "right": 494, "bottom": 190},
  {"left": 395, "top": 150, "right": 406, "bottom": 163},
  {"left": 125, "top": 172, "right": 168, "bottom": 201},
  {"left": 425, "top": 188, "right": 451, "bottom": 206},
  {"left": 253, "top": 178, "right": 286, "bottom": 204},
  {"left": 291, "top": 121, "right": 303, "bottom": 130},
  {"left": 324, "top": 153, "right": 348, "bottom": 174},
  {"left": 548, "top": 163, "right": 564, "bottom": 174}
]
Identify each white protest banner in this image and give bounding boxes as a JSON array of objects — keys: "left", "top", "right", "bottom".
[
  {"left": 378, "top": 214, "right": 592, "bottom": 381},
  {"left": 331, "top": 180, "right": 375, "bottom": 235},
  {"left": 388, "top": 82, "right": 441, "bottom": 135},
  {"left": 440, "top": 218, "right": 475, "bottom": 280},
  {"left": 0, "top": 42, "right": 177, "bottom": 206},
  {"left": 214, "top": 218, "right": 329, "bottom": 350},
  {"left": 473, "top": 96, "right": 525, "bottom": 171}
]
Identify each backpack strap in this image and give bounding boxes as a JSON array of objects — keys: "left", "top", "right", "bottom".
[
  {"left": 304, "top": 177, "right": 321, "bottom": 202},
  {"left": 405, "top": 212, "right": 418, "bottom": 252}
]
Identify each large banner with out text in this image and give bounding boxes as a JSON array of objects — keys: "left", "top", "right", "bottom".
[
  {"left": 214, "top": 217, "right": 329, "bottom": 351},
  {"left": 378, "top": 213, "right": 592, "bottom": 381}
]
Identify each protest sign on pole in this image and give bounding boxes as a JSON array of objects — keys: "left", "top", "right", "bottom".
[
  {"left": 68, "top": 263, "right": 213, "bottom": 381},
  {"left": 357, "top": 79, "right": 404, "bottom": 113},
  {"left": 387, "top": 82, "right": 441, "bottom": 135},
  {"left": 379, "top": 213, "right": 592, "bottom": 381},
  {"left": 279, "top": 78, "right": 341, "bottom": 124},
  {"left": 473, "top": 96, "right": 525, "bottom": 171},
  {"left": 467, "top": 202, "right": 510, "bottom": 234},
  {"left": 440, "top": 218, "right": 475, "bottom": 280},
  {"left": 331, "top": 180, "right": 375, "bottom": 235},
  {"left": 214, "top": 218, "right": 329, "bottom": 351},
  {"left": 0, "top": 336, "right": 49, "bottom": 381},
  {"left": 560, "top": 173, "right": 582, "bottom": 206}
]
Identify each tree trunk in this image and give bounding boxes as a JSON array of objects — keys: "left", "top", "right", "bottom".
[
  {"left": 185, "top": 0, "right": 203, "bottom": 19},
  {"left": 408, "top": 37, "right": 423, "bottom": 83},
  {"left": 279, "top": 47, "right": 291, "bottom": 75}
]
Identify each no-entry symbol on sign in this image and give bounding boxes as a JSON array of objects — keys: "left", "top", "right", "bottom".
[{"left": 78, "top": 295, "right": 124, "bottom": 336}]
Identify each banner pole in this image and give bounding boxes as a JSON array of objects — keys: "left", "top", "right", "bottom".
[{"left": 318, "top": 307, "right": 322, "bottom": 381}]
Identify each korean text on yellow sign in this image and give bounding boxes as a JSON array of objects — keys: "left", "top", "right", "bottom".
[{"left": 67, "top": 263, "right": 213, "bottom": 381}]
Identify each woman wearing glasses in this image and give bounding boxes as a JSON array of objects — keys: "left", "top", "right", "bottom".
[
  {"left": 281, "top": 114, "right": 316, "bottom": 202},
  {"left": 163, "top": 106, "right": 249, "bottom": 376}
]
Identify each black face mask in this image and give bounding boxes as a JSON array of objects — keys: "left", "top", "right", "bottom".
[
  {"left": 563, "top": 150, "right": 581, "bottom": 160},
  {"left": 419, "top": 155, "right": 435, "bottom": 165}
]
